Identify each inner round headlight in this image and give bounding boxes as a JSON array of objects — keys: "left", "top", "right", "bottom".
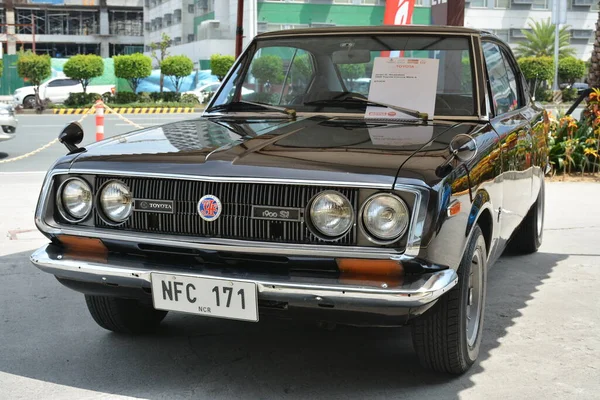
[
  {"left": 58, "top": 178, "right": 93, "bottom": 221},
  {"left": 309, "top": 191, "right": 354, "bottom": 238},
  {"left": 99, "top": 181, "right": 133, "bottom": 223},
  {"left": 362, "top": 194, "right": 409, "bottom": 242}
]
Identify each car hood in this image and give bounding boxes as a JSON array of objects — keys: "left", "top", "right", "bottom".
[{"left": 69, "top": 115, "right": 484, "bottom": 188}]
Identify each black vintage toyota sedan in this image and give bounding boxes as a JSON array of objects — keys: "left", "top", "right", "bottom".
[{"left": 31, "top": 26, "right": 548, "bottom": 374}]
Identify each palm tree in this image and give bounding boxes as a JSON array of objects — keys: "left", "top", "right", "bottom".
[
  {"left": 589, "top": 9, "right": 600, "bottom": 88},
  {"left": 515, "top": 18, "right": 575, "bottom": 59}
]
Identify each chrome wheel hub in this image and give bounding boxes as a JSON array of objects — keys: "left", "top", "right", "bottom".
[
  {"left": 536, "top": 192, "right": 544, "bottom": 237},
  {"left": 466, "top": 247, "right": 483, "bottom": 347}
]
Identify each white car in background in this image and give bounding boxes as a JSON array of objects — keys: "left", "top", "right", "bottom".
[
  {"left": 13, "top": 78, "right": 115, "bottom": 108},
  {"left": 184, "top": 82, "right": 254, "bottom": 103},
  {"left": 0, "top": 103, "right": 17, "bottom": 142}
]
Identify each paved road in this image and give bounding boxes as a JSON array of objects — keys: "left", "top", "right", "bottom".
[
  {"left": 0, "top": 173, "right": 598, "bottom": 399},
  {"left": 0, "top": 113, "right": 200, "bottom": 173}
]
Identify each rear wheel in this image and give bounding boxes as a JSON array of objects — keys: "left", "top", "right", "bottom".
[
  {"left": 85, "top": 295, "right": 167, "bottom": 334},
  {"left": 507, "top": 180, "right": 544, "bottom": 254},
  {"left": 411, "top": 225, "right": 487, "bottom": 374}
]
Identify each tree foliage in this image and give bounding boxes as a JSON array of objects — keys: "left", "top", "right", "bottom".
[
  {"left": 161, "top": 55, "right": 194, "bottom": 93},
  {"left": 518, "top": 56, "right": 554, "bottom": 81},
  {"left": 150, "top": 33, "right": 172, "bottom": 93},
  {"left": 113, "top": 53, "right": 152, "bottom": 93},
  {"left": 515, "top": 18, "right": 575, "bottom": 58},
  {"left": 338, "top": 63, "right": 366, "bottom": 90},
  {"left": 251, "top": 55, "right": 284, "bottom": 85},
  {"left": 16, "top": 52, "right": 51, "bottom": 107},
  {"left": 210, "top": 54, "right": 235, "bottom": 80},
  {"left": 63, "top": 54, "right": 104, "bottom": 93},
  {"left": 558, "top": 56, "right": 586, "bottom": 84},
  {"left": 0, "top": 59, "right": 3, "bottom": 77}
]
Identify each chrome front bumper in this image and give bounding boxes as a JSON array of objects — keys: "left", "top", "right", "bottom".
[{"left": 30, "top": 244, "right": 458, "bottom": 309}]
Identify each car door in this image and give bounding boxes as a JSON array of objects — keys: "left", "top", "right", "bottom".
[
  {"left": 482, "top": 41, "right": 533, "bottom": 243},
  {"left": 45, "top": 79, "right": 81, "bottom": 103}
]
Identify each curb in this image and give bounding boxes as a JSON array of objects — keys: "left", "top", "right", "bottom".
[{"left": 53, "top": 107, "right": 202, "bottom": 115}]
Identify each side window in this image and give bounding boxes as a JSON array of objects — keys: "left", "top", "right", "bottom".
[
  {"left": 48, "top": 79, "right": 79, "bottom": 87},
  {"left": 482, "top": 42, "right": 518, "bottom": 115},
  {"left": 501, "top": 50, "right": 523, "bottom": 108}
]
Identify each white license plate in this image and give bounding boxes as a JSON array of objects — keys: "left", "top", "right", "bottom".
[{"left": 151, "top": 273, "right": 258, "bottom": 322}]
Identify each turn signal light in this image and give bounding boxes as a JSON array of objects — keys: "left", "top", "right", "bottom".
[
  {"left": 447, "top": 200, "right": 461, "bottom": 217},
  {"left": 57, "top": 235, "right": 108, "bottom": 258},
  {"left": 336, "top": 258, "right": 404, "bottom": 277}
]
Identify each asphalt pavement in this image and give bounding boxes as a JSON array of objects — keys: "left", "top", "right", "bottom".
[
  {"left": 0, "top": 113, "right": 200, "bottom": 173},
  {"left": 0, "top": 112, "right": 598, "bottom": 399}
]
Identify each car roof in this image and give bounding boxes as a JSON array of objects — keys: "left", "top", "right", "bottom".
[{"left": 256, "top": 25, "right": 482, "bottom": 39}]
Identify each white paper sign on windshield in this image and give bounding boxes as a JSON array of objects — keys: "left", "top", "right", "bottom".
[{"left": 365, "top": 57, "right": 439, "bottom": 120}]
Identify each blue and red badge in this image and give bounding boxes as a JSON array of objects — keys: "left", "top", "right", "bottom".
[{"left": 197, "top": 195, "right": 222, "bottom": 222}]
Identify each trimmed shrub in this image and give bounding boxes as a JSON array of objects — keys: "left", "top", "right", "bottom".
[
  {"left": 63, "top": 54, "right": 104, "bottom": 93},
  {"left": 108, "top": 92, "right": 139, "bottom": 104},
  {"left": 113, "top": 53, "right": 152, "bottom": 93},
  {"left": 150, "top": 92, "right": 181, "bottom": 102},
  {"left": 161, "top": 55, "right": 194, "bottom": 92},
  {"left": 180, "top": 93, "right": 200, "bottom": 104},
  {"left": 210, "top": 54, "right": 235, "bottom": 80},
  {"left": 64, "top": 92, "right": 102, "bottom": 107},
  {"left": 561, "top": 87, "right": 578, "bottom": 102}
]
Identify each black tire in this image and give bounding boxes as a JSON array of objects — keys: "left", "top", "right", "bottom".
[
  {"left": 85, "top": 295, "right": 167, "bottom": 334},
  {"left": 411, "top": 225, "right": 487, "bottom": 374},
  {"left": 507, "top": 180, "right": 545, "bottom": 254},
  {"left": 23, "top": 96, "right": 36, "bottom": 109}
]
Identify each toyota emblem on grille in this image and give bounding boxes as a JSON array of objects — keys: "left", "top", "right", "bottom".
[{"left": 198, "top": 195, "right": 222, "bottom": 221}]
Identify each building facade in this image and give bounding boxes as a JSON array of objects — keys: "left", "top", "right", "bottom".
[
  {"left": 143, "top": 0, "right": 196, "bottom": 48},
  {"left": 0, "top": 0, "right": 144, "bottom": 58},
  {"left": 149, "top": 0, "right": 597, "bottom": 70},
  {"left": 465, "top": 0, "right": 598, "bottom": 61}
]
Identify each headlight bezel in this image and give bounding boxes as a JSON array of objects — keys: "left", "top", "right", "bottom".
[
  {"left": 97, "top": 179, "right": 133, "bottom": 225},
  {"left": 56, "top": 177, "right": 93, "bottom": 223},
  {"left": 306, "top": 190, "right": 355, "bottom": 241},
  {"left": 359, "top": 192, "right": 410, "bottom": 245}
]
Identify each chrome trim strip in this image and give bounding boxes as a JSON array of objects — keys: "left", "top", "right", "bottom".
[
  {"left": 66, "top": 169, "right": 394, "bottom": 189},
  {"left": 30, "top": 245, "right": 458, "bottom": 307},
  {"left": 36, "top": 170, "right": 429, "bottom": 260}
]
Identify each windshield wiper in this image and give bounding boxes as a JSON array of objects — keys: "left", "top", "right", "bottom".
[
  {"left": 305, "top": 96, "right": 428, "bottom": 122},
  {"left": 207, "top": 100, "right": 296, "bottom": 119}
]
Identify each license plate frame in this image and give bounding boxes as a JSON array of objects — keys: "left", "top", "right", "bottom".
[{"left": 151, "top": 273, "right": 259, "bottom": 322}]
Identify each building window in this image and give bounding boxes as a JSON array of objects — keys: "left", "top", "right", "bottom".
[
  {"left": 16, "top": 9, "right": 100, "bottom": 36},
  {"left": 532, "top": 0, "right": 549, "bottom": 9},
  {"left": 174, "top": 37, "right": 182, "bottom": 45},
  {"left": 188, "top": 4, "right": 195, "bottom": 13},
  {"left": 494, "top": 0, "right": 510, "bottom": 8},
  {"left": 109, "top": 11, "right": 143, "bottom": 36},
  {"left": 174, "top": 9, "right": 182, "bottom": 24},
  {"left": 187, "top": 33, "right": 195, "bottom": 43},
  {"left": 0, "top": 9, "right": 6, "bottom": 34},
  {"left": 195, "top": 0, "right": 215, "bottom": 16},
  {"left": 468, "top": 0, "right": 487, "bottom": 8},
  {"left": 491, "top": 29, "right": 510, "bottom": 43}
]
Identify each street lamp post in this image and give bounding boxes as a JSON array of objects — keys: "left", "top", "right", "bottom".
[{"left": 552, "top": 0, "right": 567, "bottom": 97}]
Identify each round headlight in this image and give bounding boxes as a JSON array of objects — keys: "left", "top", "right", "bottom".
[
  {"left": 362, "top": 194, "right": 409, "bottom": 242},
  {"left": 58, "top": 178, "right": 93, "bottom": 222},
  {"left": 309, "top": 191, "right": 354, "bottom": 238},
  {"left": 99, "top": 181, "right": 132, "bottom": 223}
]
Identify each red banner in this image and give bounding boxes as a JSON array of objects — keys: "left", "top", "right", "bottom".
[{"left": 383, "top": 0, "right": 415, "bottom": 26}]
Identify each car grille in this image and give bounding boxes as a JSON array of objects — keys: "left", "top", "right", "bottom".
[{"left": 94, "top": 176, "right": 359, "bottom": 245}]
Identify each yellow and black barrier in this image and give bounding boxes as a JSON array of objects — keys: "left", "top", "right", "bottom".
[{"left": 53, "top": 107, "right": 199, "bottom": 115}]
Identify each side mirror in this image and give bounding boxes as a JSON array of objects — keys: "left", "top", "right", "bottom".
[
  {"left": 435, "top": 134, "right": 478, "bottom": 178},
  {"left": 59, "top": 122, "right": 85, "bottom": 154},
  {"left": 449, "top": 134, "right": 477, "bottom": 163}
]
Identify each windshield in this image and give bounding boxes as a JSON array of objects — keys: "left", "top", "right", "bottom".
[{"left": 210, "top": 34, "right": 476, "bottom": 117}]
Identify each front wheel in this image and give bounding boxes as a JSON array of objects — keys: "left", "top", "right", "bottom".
[
  {"left": 411, "top": 225, "right": 487, "bottom": 374},
  {"left": 23, "top": 96, "right": 36, "bottom": 109},
  {"left": 85, "top": 295, "right": 168, "bottom": 334}
]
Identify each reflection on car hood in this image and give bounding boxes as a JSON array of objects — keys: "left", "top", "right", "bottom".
[{"left": 69, "top": 116, "right": 484, "bottom": 187}]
